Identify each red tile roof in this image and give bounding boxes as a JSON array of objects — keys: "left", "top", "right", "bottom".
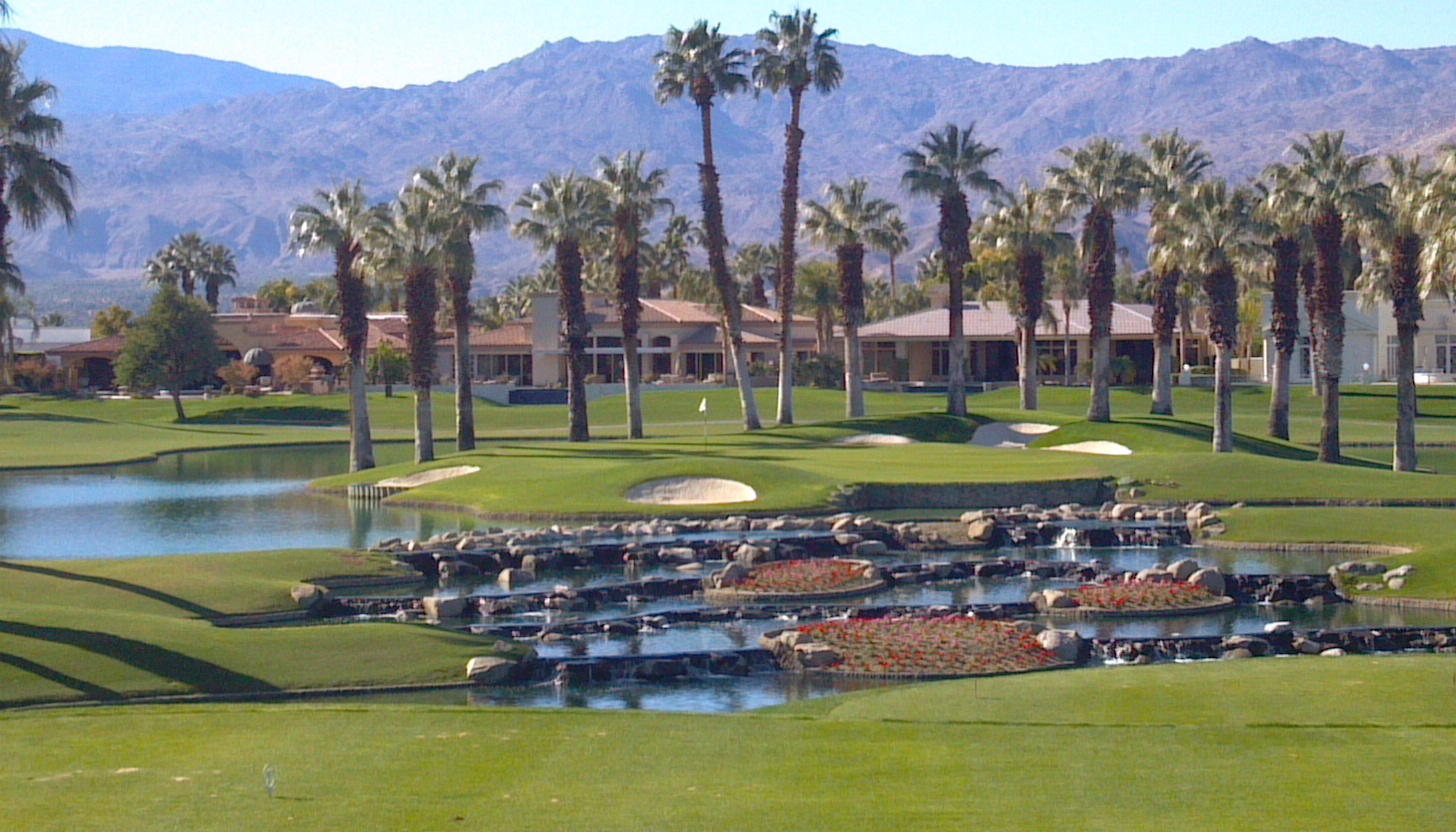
[{"left": 859, "top": 300, "right": 1174, "bottom": 340}]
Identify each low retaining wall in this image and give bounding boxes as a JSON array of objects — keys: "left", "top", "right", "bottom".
[
  {"left": 834, "top": 479, "right": 1115, "bottom": 511},
  {"left": 1205, "top": 540, "right": 1414, "bottom": 556}
]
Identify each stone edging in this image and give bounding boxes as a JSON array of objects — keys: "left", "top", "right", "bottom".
[
  {"left": 703, "top": 578, "right": 886, "bottom": 604},
  {"left": 1350, "top": 595, "right": 1456, "bottom": 612},
  {"left": 1203, "top": 540, "right": 1414, "bottom": 556},
  {"left": 1042, "top": 596, "right": 1237, "bottom": 619}
]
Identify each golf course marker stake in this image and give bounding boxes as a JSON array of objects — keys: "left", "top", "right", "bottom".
[{"left": 263, "top": 763, "right": 277, "bottom": 798}]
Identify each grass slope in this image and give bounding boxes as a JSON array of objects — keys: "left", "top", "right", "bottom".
[{"left": 2, "top": 656, "right": 1454, "bottom": 831}]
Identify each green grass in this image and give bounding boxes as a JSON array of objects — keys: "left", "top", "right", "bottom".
[
  {"left": 3, "top": 655, "right": 1454, "bottom": 831},
  {"left": 0, "top": 550, "right": 521, "bottom": 706}
]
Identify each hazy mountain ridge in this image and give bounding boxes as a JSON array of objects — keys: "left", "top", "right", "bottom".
[{"left": 14, "top": 32, "right": 1456, "bottom": 299}]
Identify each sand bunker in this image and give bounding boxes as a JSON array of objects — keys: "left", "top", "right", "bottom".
[
  {"left": 376, "top": 465, "right": 481, "bottom": 489},
  {"left": 625, "top": 477, "right": 758, "bottom": 505},
  {"left": 969, "top": 422, "right": 1060, "bottom": 449},
  {"left": 836, "top": 433, "right": 917, "bottom": 446},
  {"left": 1044, "top": 441, "right": 1133, "bottom": 456}
]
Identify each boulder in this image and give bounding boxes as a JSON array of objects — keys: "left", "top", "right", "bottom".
[
  {"left": 290, "top": 583, "right": 330, "bottom": 609},
  {"left": 497, "top": 568, "right": 533, "bottom": 589},
  {"left": 965, "top": 518, "right": 997, "bottom": 544},
  {"left": 1388, "top": 577, "right": 1407, "bottom": 591},
  {"left": 1167, "top": 558, "right": 1199, "bottom": 582},
  {"left": 1036, "top": 629, "right": 1084, "bottom": 663},
  {"left": 675, "top": 562, "right": 705, "bottom": 572},
  {"left": 1187, "top": 567, "right": 1226, "bottom": 596},
  {"left": 1109, "top": 502, "right": 1140, "bottom": 521},
  {"left": 1338, "top": 561, "right": 1386, "bottom": 576},
  {"left": 1220, "top": 647, "right": 1254, "bottom": 660},
  {"left": 465, "top": 656, "right": 517, "bottom": 685},
  {"left": 715, "top": 562, "right": 750, "bottom": 588},
  {"left": 831, "top": 517, "right": 856, "bottom": 532},
  {"left": 833, "top": 533, "right": 862, "bottom": 547},
  {"left": 793, "top": 643, "right": 842, "bottom": 668},
  {"left": 1222, "top": 635, "right": 1271, "bottom": 657},
  {"left": 1035, "top": 589, "right": 1077, "bottom": 611},
  {"left": 1292, "top": 637, "right": 1323, "bottom": 655},
  {"left": 659, "top": 546, "right": 699, "bottom": 564},
  {"left": 960, "top": 510, "right": 990, "bottom": 524},
  {"left": 1385, "top": 565, "right": 1414, "bottom": 580},
  {"left": 734, "top": 543, "right": 768, "bottom": 566},
  {"left": 1320, "top": 648, "right": 1347, "bottom": 657},
  {"left": 1263, "top": 621, "right": 1292, "bottom": 635},
  {"left": 1136, "top": 567, "right": 1173, "bottom": 583},
  {"left": 852, "top": 540, "right": 889, "bottom": 558},
  {"left": 421, "top": 595, "right": 467, "bottom": 620}
]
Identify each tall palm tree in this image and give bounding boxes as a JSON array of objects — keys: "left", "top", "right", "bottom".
[
  {"left": 290, "top": 183, "right": 387, "bottom": 472},
  {"left": 653, "top": 214, "right": 694, "bottom": 298},
  {"left": 1045, "top": 138, "right": 1145, "bottom": 423},
  {"left": 1281, "top": 131, "right": 1383, "bottom": 463},
  {"left": 0, "top": 44, "right": 75, "bottom": 288},
  {"left": 980, "top": 184, "right": 1073, "bottom": 411},
  {"left": 199, "top": 242, "right": 238, "bottom": 312},
  {"left": 1166, "top": 180, "right": 1255, "bottom": 452},
  {"left": 412, "top": 153, "right": 507, "bottom": 453},
  {"left": 871, "top": 214, "right": 911, "bottom": 302},
  {"left": 732, "top": 242, "right": 778, "bottom": 307},
  {"left": 794, "top": 261, "right": 839, "bottom": 354},
  {"left": 597, "top": 151, "right": 672, "bottom": 440},
  {"left": 1359, "top": 154, "right": 1442, "bottom": 472},
  {"left": 366, "top": 187, "right": 445, "bottom": 463},
  {"left": 754, "top": 8, "right": 842, "bottom": 426},
  {"left": 144, "top": 232, "right": 209, "bottom": 298},
  {"left": 802, "top": 178, "right": 896, "bottom": 417},
  {"left": 512, "top": 172, "right": 608, "bottom": 443},
  {"left": 1255, "top": 164, "right": 1306, "bottom": 440},
  {"left": 1142, "top": 130, "right": 1213, "bottom": 416},
  {"left": 901, "top": 123, "right": 1003, "bottom": 417},
  {"left": 655, "top": 20, "right": 761, "bottom": 431}
]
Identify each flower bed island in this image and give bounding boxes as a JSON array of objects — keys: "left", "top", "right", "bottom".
[
  {"left": 761, "top": 617, "right": 1069, "bottom": 678},
  {"left": 1035, "top": 579, "right": 1235, "bottom": 618},
  {"left": 703, "top": 559, "right": 885, "bottom": 603}
]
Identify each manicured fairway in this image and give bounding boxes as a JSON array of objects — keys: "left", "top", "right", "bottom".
[{"left": 3, "top": 656, "right": 1454, "bottom": 831}]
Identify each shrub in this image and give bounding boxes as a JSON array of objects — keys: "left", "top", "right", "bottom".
[
  {"left": 11, "top": 358, "right": 59, "bottom": 392},
  {"left": 272, "top": 355, "right": 316, "bottom": 390},
  {"left": 794, "top": 353, "right": 845, "bottom": 389},
  {"left": 216, "top": 360, "right": 259, "bottom": 394}
]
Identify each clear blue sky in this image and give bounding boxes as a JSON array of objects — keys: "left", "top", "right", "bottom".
[{"left": 12, "top": 0, "right": 1456, "bottom": 88}]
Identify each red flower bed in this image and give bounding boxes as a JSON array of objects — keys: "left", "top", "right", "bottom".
[
  {"left": 793, "top": 616, "right": 1062, "bottom": 677},
  {"left": 1072, "top": 579, "right": 1217, "bottom": 612},
  {"left": 734, "top": 559, "right": 872, "bottom": 595}
]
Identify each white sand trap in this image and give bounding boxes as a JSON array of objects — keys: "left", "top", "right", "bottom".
[
  {"left": 1044, "top": 441, "right": 1134, "bottom": 456},
  {"left": 377, "top": 465, "right": 481, "bottom": 489},
  {"left": 837, "top": 433, "right": 917, "bottom": 446},
  {"left": 970, "top": 422, "right": 1060, "bottom": 449},
  {"left": 625, "top": 477, "right": 758, "bottom": 505}
]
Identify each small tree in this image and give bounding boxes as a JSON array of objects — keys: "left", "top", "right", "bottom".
[
  {"left": 115, "top": 285, "right": 223, "bottom": 421},
  {"left": 368, "top": 341, "right": 408, "bottom": 394},
  {"left": 216, "top": 359, "right": 259, "bottom": 394},
  {"left": 91, "top": 305, "right": 133, "bottom": 338},
  {"left": 272, "top": 354, "right": 316, "bottom": 390}
]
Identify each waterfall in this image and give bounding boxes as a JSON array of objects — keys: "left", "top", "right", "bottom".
[{"left": 1052, "top": 527, "right": 1082, "bottom": 549}]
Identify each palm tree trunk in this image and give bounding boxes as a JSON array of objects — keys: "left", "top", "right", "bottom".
[
  {"left": 845, "top": 322, "right": 864, "bottom": 417},
  {"left": 1312, "top": 210, "right": 1344, "bottom": 463},
  {"left": 453, "top": 287, "right": 475, "bottom": 452},
  {"left": 889, "top": 256, "right": 898, "bottom": 303},
  {"left": 1152, "top": 340, "right": 1174, "bottom": 415},
  {"left": 776, "top": 90, "right": 805, "bottom": 427},
  {"left": 1213, "top": 343, "right": 1233, "bottom": 453},
  {"left": 415, "top": 386, "right": 434, "bottom": 464},
  {"left": 1084, "top": 207, "right": 1115, "bottom": 423},
  {"left": 1268, "top": 349, "right": 1291, "bottom": 441},
  {"left": 558, "top": 240, "right": 590, "bottom": 443},
  {"left": 947, "top": 267, "right": 967, "bottom": 417},
  {"left": 624, "top": 335, "right": 643, "bottom": 439},
  {"left": 1395, "top": 321, "right": 1418, "bottom": 472},
  {"left": 348, "top": 355, "right": 375, "bottom": 471},
  {"left": 696, "top": 102, "right": 761, "bottom": 432},
  {"left": 1019, "top": 325, "right": 1038, "bottom": 411}
]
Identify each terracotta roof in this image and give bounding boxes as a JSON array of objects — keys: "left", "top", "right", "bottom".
[
  {"left": 742, "top": 303, "right": 812, "bottom": 325},
  {"left": 859, "top": 300, "right": 1172, "bottom": 340},
  {"left": 471, "top": 322, "right": 532, "bottom": 348},
  {"left": 639, "top": 298, "right": 721, "bottom": 324},
  {"left": 48, "top": 334, "right": 127, "bottom": 355}
]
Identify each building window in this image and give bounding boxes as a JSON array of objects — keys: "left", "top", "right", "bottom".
[
  {"left": 1387, "top": 336, "right": 1399, "bottom": 375},
  {"left": 685, "top": 352, "right": 723, "bottom": 378},
  {"left": 931, "top": 341, "right": 950, "bottom": 377},
  {"left": 864, "top": 341, "right": 897, "bottom": 377}
]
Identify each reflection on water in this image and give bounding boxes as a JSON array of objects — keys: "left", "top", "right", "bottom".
[{"left": 0, "top": 443, "right": 475, "bottom": 559}]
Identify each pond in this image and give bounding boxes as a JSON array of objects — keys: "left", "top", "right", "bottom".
[{"left": 0, "top": 444, "right": 477, "bottom": 560}]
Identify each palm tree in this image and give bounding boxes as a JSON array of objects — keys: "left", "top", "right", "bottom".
[
  {"left": 795, "top": 261, "right": 839, "bottom": 354},
  {"left": 1281, "top": 132, "right": 1383, "bottom": 463},
  {"left": 412, "top": 153, "right": 507, "bottom": 453},
  {"left": 1360, "top": 154, "right": 1441, "bottom": 472},
  {"left": 802, "top": 178, "right": 896, "bottom": 417},
  {"left": 1166, "top": 180, "right": 1255, "bottom": 452},
  {"left": 653, "top": 214, "right": 694, "bottom": 298},
  {"left": 199, "top": 242, "right": 238, "bottom": 312},
  {"left": 1255, "top": 164, "right": 1306, "bottom": 440},
  {"left": 754, "top": 8, "right": 842, "bottom": 426},
  {"left": 655, "top": 20, "right": 761, "bottom": 431},
  {"left": 366, "top": 187, "right": 445, "bottom": 463},
  {"left": 980, "top": 184, "right": 1073, "bottom": 411},
  {"left": 901, "top": 123, "right": 1003, "bottom": 417},
  {"left": 1046, "top": 138, "right": 1145, "bottom": 423},
  {"left": 871, "top": 214, "right": 910, "bottom": 302},
  {"left": 144, "top": 232, "right": 209, "bottom": 298},
  {"left": 597, "top": 151, "right": 672, "bottom": 440},
  {"left": 1143, "top": 130, "right": 1213, "bottom": 416},
  {"left": 512, "top": 172, "right": 608, "bottom": 443},
  {"left": 0, "top": 44, "right": 75, "bottom": 288},
  {"left": 290, "top": 183, "right": 386, "bottom": 472},
  {"left": 732, "top": 242, "right": 777, "bottom": 307}
]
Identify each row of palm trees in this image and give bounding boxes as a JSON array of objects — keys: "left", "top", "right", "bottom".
[{"left": 142, "top": 232, "right": 239, "bottom": 311}]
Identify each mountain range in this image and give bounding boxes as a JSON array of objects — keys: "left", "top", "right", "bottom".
[{"left": 10, "top": 29, "right": 1456, "bottom": 315}]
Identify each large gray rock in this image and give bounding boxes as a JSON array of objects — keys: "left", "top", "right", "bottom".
[
  {"left": 1188, "top": 567, "right": 1226, "bottom": 596},
  {"left": 965, "top": 518, "right": 997, "bottom": 544},
  {"left": 1167, "top": 558, "right": 1199, "bottom": 582},
  {"left": 793, "top": 643, "right": 842, "bottom": 668},
  {"left": 290, "top": 583, "right": 330, "bottom": 609},
  {"left": 422, "top": 595, "right": 468, "bottom": 620},
  {"left": 714, "top": 561, "right": 750, "bottom": 588},
  {"left": 1385, "top": 565, "right": 1414, "bottom": 580},
  {"left": 465, "top": 656, "right": 517, "bottom": 684},
  {"left": 852, "top": 540, "right": 889, "bottom": 558},
  {"left": 1036, "top": 629, "right": 1084, "bottom": 663},
  {"left": 1035, "top": 589, "right": 1077, "bottom": 611}
]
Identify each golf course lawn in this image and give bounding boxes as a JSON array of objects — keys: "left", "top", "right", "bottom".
[{"left": 2, "top": 655, "right": 1453, "bottom": 831}]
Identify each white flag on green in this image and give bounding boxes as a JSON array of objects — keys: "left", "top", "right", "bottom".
[{"left": 698, "top": 397, "right": 708, "bottom": 414}]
